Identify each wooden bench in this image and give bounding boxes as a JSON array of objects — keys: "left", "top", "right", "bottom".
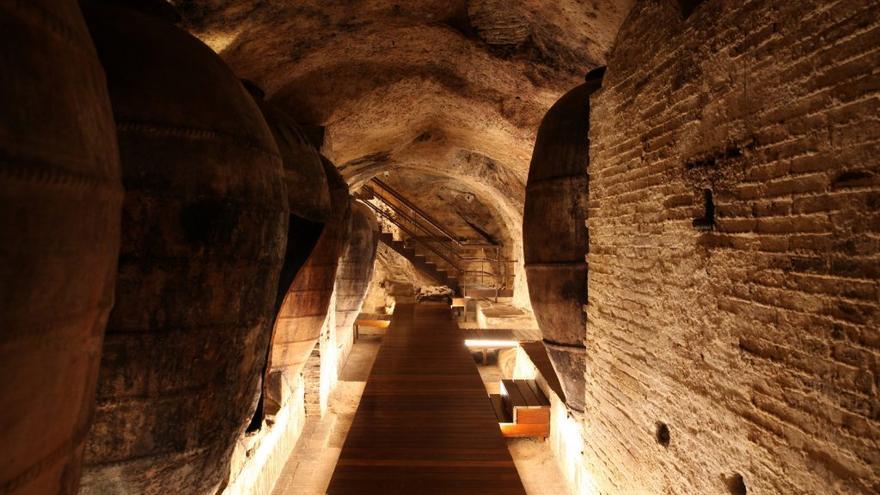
[
  {"left": 489, "top": 379, "right": 550, "bottom": 438},
  {"left": 354, "top": 313, "right": 392, "bottom": 336}
]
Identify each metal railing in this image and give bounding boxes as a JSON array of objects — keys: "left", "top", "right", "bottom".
[
  {"left": 372, "top": 178, "right": 461, "bottom": 245},
  {"left": 357, "top": 179, "right": 515, "bottom": 294},
  {"left": 359, "top": 199, "right": 464, "bottom": 275}
]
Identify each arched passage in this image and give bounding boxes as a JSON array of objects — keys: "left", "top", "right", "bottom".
[{"left": 352, "top": 164, "right": 520, "bottom": 300}]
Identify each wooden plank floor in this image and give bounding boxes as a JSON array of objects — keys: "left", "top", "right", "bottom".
[{"left": 327, "top": 303, "right": 526, "bottom": 495}]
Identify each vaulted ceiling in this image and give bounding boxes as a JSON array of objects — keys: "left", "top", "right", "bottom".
[{"left": 176, "top": 0, "right": 635, "bottom": 304}]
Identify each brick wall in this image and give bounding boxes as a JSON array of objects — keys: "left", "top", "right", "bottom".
[
  {"left": 586, "top": 0, "right": 879, "bottom": 493},
  {"left": 304, "top": 288, "right": 339, "bottom": 418}
]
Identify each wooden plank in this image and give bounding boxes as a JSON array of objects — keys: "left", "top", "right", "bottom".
[
  {"left": 327, "top": 303, "right": 526, "bottom": 494},
  {"left": 461, "top": 328, "right": 541, "bottom": 342},
  {"left": 514, "top": 407, "right": 550, "bottom": 425},
  {"left": 520, "top": 341, "right": 566, "bottom": 400},
  {"left": 357, "top": 312, "right": 392, "bottom": 321},
  {"left": 524, "top": 379, "right": 551, "bottom": 407},
  {"left": 514, "top": 380, "right": 540, "bottom": 406},
  {"left": 502, "top": 379, "right": 528, "bottom": 409},
  {"left": 355, "top": 318, "right": 391, "bottom": 328},
  {"left": 489, "top": 394, "right": 510, "bottom": 423},
  {"left": 499, "top": 422, "right": 550, "bottom": 438},
  {"left": 461, "top": 329, "right": 518, "bottom": 342}
]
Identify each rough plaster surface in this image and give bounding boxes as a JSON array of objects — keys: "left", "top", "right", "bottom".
[
  {"left": 586, "top": 1, "right": 880, "bottom": 493},
  {"left": 381, "top": 169, "right": 510, "bottom": 248},
  {"left": 362, "top": 243, "right": 441, "bottom": 314},
  {"left": 176, "top": 0, "right": 635, "bottom": 308}
]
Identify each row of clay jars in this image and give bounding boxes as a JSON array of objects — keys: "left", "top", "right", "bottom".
[
  {"left": 0, "top": 1, "right": 122, "bottom": 493},
  {"left": 334, "top": 201, "right": 381, "bottom": 373},
  {"left": 241, "top": 81, "right": 335, "bottom": 423},
  {"left": 267, "top": 157, "right": 352, "bottom": 380},
  {"left": 243, "top": 81, "right": 365, "bottom": 423},
  {"left": 522, "top": 68, "right": 605, "bottom": 413},
  {"left": 76, "top": 1, "right": 291, "bottom": 494},
  {"left": 3, "top": 1, "right": 355, "bottom": 493}
]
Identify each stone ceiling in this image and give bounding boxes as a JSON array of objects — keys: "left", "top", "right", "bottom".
[
  {"left": 380, "top": 169, "right": 509, "bottom": 247},
  {"left": 174, "top": 0, "right": 635, "bottom": 305}
]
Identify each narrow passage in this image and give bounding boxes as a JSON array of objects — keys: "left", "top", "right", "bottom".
[{"left": 327, "top": 303, "right": 527, "bottom": 494}]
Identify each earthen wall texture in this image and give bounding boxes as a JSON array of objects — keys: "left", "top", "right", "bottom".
[{"left": 587, "top": 0, "right": 879, "bottom": 493}]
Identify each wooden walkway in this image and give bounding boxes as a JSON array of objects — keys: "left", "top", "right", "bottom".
[{"left": 327, "top": 303, "right": 526, "bottom": 494}]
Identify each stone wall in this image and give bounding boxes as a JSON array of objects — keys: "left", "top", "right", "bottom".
[
  {"left": 305, "top": 287, "right": 339, "bottom": 418},
  {"left": 223, "top": 290, "right": 341, "bottom": 494},
  {"left": 223, "top": 373, "right": 306, "bottom": 495},
  {"left": 585, "top": 0, "right": 880, "bottom": 493},
  {"left": 362, "top": 243, "right": 439, "bottom": 314}
]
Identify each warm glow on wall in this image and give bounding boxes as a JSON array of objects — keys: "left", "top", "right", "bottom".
[{"left": 551, "top": 406, "right": 596, "bottom": 495}]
